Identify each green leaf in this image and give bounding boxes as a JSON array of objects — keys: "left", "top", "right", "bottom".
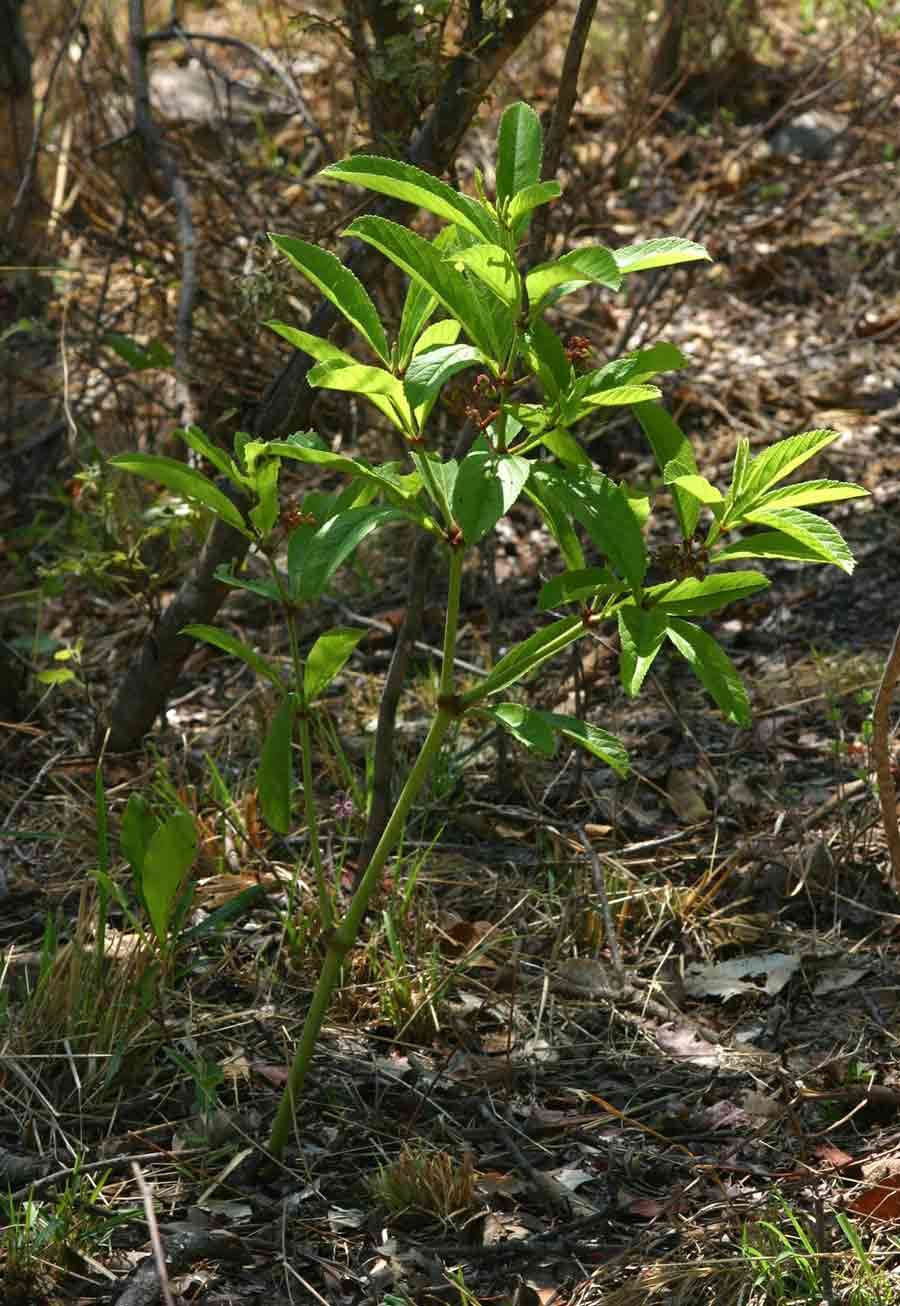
[
  {"left": 258, "top": 696, "right": 294, "bottom": 834},
  {"left": 181, "top": 623, "right": 283, "bottom": 687},
  {"left": 347, "top": 216, "right": 502, "bottom": 357},
  {"left": 141, "top": 811, "right": 198, "bottom": 947},
  {"left": 120, "top": 793, "right": 157, "bottom": 881},
  {"left": 524, "top": 481, "right": 584, "bottom": 570},
  {"left": 710, "top": 530, "right": 848, "bottom": 566},
  {"left": 396, "top": 226, "right": 460, "bottom": 368},
  {"left": 541, "top": 713, "right": 630, "bottom": 777},
  {"left": 538, "top": 566, "right": 620, "bottom": 611},
  {"left": 452, "top": 451, "right": 531, "bottom": 545},
  {"left": 103, "top": 332, "right": 173, "bottom": 371},
  {"left": 741, "top": 429, "right": 841, "bottom": 503},
  {"left": 633, "top": 403, "right": 701, "bottom": 539},
  {"left": 461, "top": 615, "right": 584, "bottom": 704},
  {"left": 266, "top": 321, "right": 358, "bottom": 367},
  {"left": 752, "top": 478, "right": 869, "bottom": 511},
  {"left": 508, "top": 180, "right": 561, "bottom": 228},
  {"left": 524, "top": 319, "right": 572, "bottom": 401},
  {"left": 213, "top": 565, "right": 282, "bottom": 603},
  {"left": 304, "top": 627, "right": 366, "bottom": 702},
  {"left": 496, "top": 101, "right": 543, "bottom": 208},
  {"left": 404, "top": 343, "right": 486, "bottom": 409},
  {"left": 527, "top": 246, "right": 621, "bottom": 312},
  {"left": 269, "top": 233, "right": 390, "bottom": 363},
  {"left": 540, "top": 428, "right": 591, "bottom": 466},
  {"left": 263, "top": 441, "right": 421, "bottom": 505},
  {"left": 249, "top": 454, "right": 281, "bottom": 536},
  {"left": 321, "top": 154, "right": 498, "bottom": 241},
  {"left": 613, "top": 237, "right": 711, "bottom": 274},
  {"left": 651, "top": 570, "right": 769, "bottom": 615},
  {"left": 36, "top": 668, "right": 77, "bottom": 686},
  {"left": 741, "top": 506, "right": 856, "bottom": 573},
  {"left": 532, "top": 466, "right": 647, "bottom": 590},
  {"left": 107, "top": 453, "right": 249, "bottom": 534},
  {"left": 666, "top": 473, "right": 724, "bottom": 507},
  {"left": 666, "top": 619, "right": 751, "bottom": 725},
  {"left": 291, "top": 506, "right": 409, "bottom": 601},
  {"left": 579, "top": 383, "right": 661, "bottom": 408},
  {"left": 489, "top": 702, "right": 556, "bottom": 754},
  {"left": 447, "top": 242, "right": 520, "bottom": 308},
  {"left": 177, "top": 425, "right": 243, "bottom": 484},
  {"left": 308, "top": 358, "right": 413, "bottom": 433},
  {"left": 617, "top": 605, "right": 668, "bottom": 696}
]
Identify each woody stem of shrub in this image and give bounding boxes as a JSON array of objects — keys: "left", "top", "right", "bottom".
[{"left": 267, "top": 544, "right": 464, "bottom": 1158}]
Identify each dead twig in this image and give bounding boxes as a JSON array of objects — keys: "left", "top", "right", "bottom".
[{"left": 872, "top": 618, "right": 900, "bottom": 885}]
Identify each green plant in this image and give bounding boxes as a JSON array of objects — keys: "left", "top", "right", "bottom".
[
  {"left": 2, "top": 1165, "right": 137, "bottom": 1304},
  {"left": 741, "top": 1196, "right": 898, "bottom": 1305},
  {"left": 109, "top": 101, "right": 866, "bottom": 1157},
  {"left": 369, "top": 1143, "right": 476, "bottom": 1219}
]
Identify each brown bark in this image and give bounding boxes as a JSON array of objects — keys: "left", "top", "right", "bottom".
[{"left": 0, "top": 0, "right": 39, "bottom": 248}]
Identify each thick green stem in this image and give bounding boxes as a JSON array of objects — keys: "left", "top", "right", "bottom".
[{"left": 267, "top": 546, "right": 466, "bottom": 1158}]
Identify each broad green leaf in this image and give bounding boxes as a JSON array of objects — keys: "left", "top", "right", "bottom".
[
  {"left": 269, "top": 234, "right": 390, "bottom": 363},
  {"left": 650, "top": 570, "right": 769, "bottom": 615},
  {"left": 177, "top": 425, "right": 243, "bottom": 484},
  {"left": 710, "top": 530, "right": 850, "bottom": 566},
  {"left": 633, "top": 403, "right": 700, "bottom": 539},
  {"left": 448, "top": 242, "right": 520, "bottom": 308},
  {"left": 532, "top": 466, "right": 647, "bottom": 590},
  {"left": 579, "top": 382, "right": 661, "bottom": 408},
  {"left": 452, "top": 451, "right": 531, "bottom": 545},
  {"left": 37, "top": 668, "right": 77, "bottom": 686},
  {"left": 613, "top": 237, "right": 711, "bottom": 275},
  {"left": 618, "top": 605, "right": 668, "bottom": 696},
  {"left": 461, "top": 614, "right": 584, "bottom": 704},
  {"left": 752, "top": 478, "right": 868, "bottom": 511},
  {"left": 538, "top": 566, "right": 619, "bottom": 611},
  {"left": 291, "top": 506, "right": 409, "bottom": 601},
  {"left": 346, "top": 216, "right": 502, "bottom": 357},
  {"left": 411, "top": 318, "right": 463, "bottom": 357},
  {"left": 742, "top": 506, "right": 856, "bottom": 573},
  {"left": 543, "top": 713, "right": 630, "bottom": 777},
  {"left": 308, "top": 359, "right": 414, "bottom": 433},
  {"left": 108, "top": 453, "right": 249, "bottom": 534},
  {"left": 524, "top": 319, "right": 572, "bottom": 400},
  {"left": 540, "top": 427, "right": 591, "bottom": 466},
  {"left": 524, "top": 481, "right": 584, "bottom": 571},
  {"left": 417, "top": 454, "right": 458, "bottom": 518},
  {"left": 304, "top": 627, "right": 366, "bottom": 702},
  {"left": 489, "top": 702, "right": 556, "bottom": 755},
  {"left": 141, "top": 811, "right": 198, "bottom": 946},
  {"left": 249, "top": 454, "right": 280, "bottom": 536},
  {"left": 404, "top": 343, "right": 486, "bottom": 408},
  {"left": 396, "top": 226, "right": 460, "bottom": 367},
  {"left": 264, "top": 442, "right": 421, "bottom": 504},
  {"left": 741, "top": 429, "right": 840, "bottom": 503},
  {"left": 527, "top": 245, "right": 621, "bottom": 311},
  {"left": 181, "top": 623, "right": 283, "bottom": 687},
  {"left": 266, "top": 321, "right": 358, "bottom": 367},
  {"left": 321, "top": 154, "right": 498, "bottom": 241},
  {"left": 120, "top": 793, "right": 156, "bottom": 881},
  {"left": 508, "top": 180, "right": 561, "bottom": 228},
  {"left": 258, "top": 696, "right": 294, "bottom": 834},
  {"left": 496, "top": 101, "right": 543, "bottom": 207},
  {"left": 666, "top": 619, "right": 751, "bottom": 725},
  {"left": 103, "top": 332, "right": 173, "bottom": 371},
  {"left": 667, "top": 473, "right": 724, "bottom": 506},
  {"left": 213, "top": 565, "right": 282, "bottom": 603}
]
